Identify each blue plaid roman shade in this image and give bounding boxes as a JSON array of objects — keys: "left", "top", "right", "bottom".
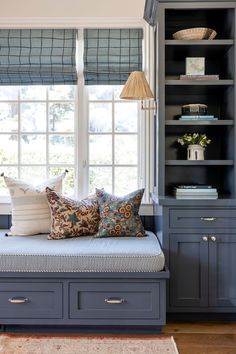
[
  {"left": 84, "top": 28, "right": 143, "bottom": 85},
  {"left": 0, "top": 29, "right": 77, "bottom": 85}
]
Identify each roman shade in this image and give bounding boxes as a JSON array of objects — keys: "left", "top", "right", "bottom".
[
  {"left": 84, "top": 28, "right": 143, "bottom": 85},
  {"left": 0, "top": 29, "right": 77, "bottom": 85}
]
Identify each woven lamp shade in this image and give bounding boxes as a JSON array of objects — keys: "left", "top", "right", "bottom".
[{"left": 119, "top": 71, "right": 154, "bottom": 100}]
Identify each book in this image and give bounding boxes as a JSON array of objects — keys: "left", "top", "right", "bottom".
[
  {"left": 179, "top": 116, "right": 218, "bottom": 120},
  {"left": 176, "top": 185, "right": 213, "bottom": 189},
  {"left": 180, "top": 74, "right": 219, "bottom": 80},
  {"left": 179, "top": 118, "right": 218, "bottom": 120},
  {"left": 175, "top": 195, "right": 218, "bottom": 199},
  {"left": 175, "top": 193, "right": 218, "bottom": 197},
  {"left": 175, "top": 188, "right": 217, "bottom": 192},
  {"left": 179, "top": 115, "right": 215, "bottom": 119},
  {"left": 175, "top": 192, "right": 218, "bottom": 198}
]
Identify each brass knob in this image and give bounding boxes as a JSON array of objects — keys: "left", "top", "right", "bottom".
[
  {"left": 210, "top": 236, "right": 216, "bottom": 242},
  {"left": 202, "top": 236, "right": 208, "bottom": 242}
]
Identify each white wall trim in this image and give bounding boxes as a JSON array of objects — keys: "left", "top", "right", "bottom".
[{"left": 0, "top": 17, "right": 145, "bottom": 28}]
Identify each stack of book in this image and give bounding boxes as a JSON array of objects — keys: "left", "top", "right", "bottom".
[
  {"left": 174, "top": 185, "right": 218, "bottom": 199},
  {"left": 179, "top": 115, "right": 218, "bottom": 121}
]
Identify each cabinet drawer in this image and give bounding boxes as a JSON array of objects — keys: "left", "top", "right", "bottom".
[
  {"left": 69, "top": 282, "right": 161, "bottom": 319},
  {"left": 0, "top": 282, "right": 62, "bottom": 319},
  {"left": 170, "top": 209, "right": 236, "bottom": 229}
]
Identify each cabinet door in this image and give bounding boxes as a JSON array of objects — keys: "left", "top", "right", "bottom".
[
  {"left": 209, "top": 234, "right": 236, "bottom": 309},
  {"left": 170, "top": 234, "right": 208, "bottom": 308}
]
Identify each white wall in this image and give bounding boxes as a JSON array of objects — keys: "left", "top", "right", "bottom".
[{"left": 0, "top": 0, "right": 146, "bottom": 18}]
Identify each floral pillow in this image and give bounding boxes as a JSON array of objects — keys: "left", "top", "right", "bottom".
[
  {"left": 46, "top": 188, "right": 100, "bottom": 240},
  {"left": 95, "top": 188, "right": 145, "bottom": 237}
]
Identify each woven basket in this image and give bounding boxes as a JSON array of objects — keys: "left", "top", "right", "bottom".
[{"left": 173, "top": 27, "right": 217, "bottom": 40}]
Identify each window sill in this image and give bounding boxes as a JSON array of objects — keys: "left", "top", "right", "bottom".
[{"left": 0, "top": 202, "right": 154, "bottom": 216}]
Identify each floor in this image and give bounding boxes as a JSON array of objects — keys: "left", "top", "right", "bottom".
[{"left": 163, "top": 322, "right": 236, "bottom": 354}]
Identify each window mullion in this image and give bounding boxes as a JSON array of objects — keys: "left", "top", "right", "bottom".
[
  {"left": 18, "top": 87, "right": 21, "bottom": 178},
  {"left": 112, "top": 88, "right": 115, "bottom": 194},
  {"left": 46, "top": 87, "right": 49, "bottom": 179}
]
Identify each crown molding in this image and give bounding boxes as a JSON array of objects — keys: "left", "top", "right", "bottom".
[{"left": 0, "top": 17, "right": 145, "bottom": 28}]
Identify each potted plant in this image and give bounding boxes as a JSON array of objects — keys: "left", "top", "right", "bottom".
[{"left": 177, "top": 133, "right": 211, "bottom": 160}]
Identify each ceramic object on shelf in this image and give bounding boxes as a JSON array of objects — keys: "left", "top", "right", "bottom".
[
  {"left": 187, "top": 144, "right": 205, "bottom": 160},
  {"left": 173, "top": 27, "right": 217, "bottom": 40},
  {"left": 182, "top": 103, "right": 208, "bottom": 115}
]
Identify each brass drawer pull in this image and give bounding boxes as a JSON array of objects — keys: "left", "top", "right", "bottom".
[
  {"left": 200, "top": 217, "right": 217, "bottom": 222},
  {"left": 8, "top": 297, "right": 29, "bottom": 304},
  {"left": 104, "top": 298, "right": 125, "bottom": 304}
]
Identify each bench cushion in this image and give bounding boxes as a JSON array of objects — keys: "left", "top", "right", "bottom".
[{"left": 0, "top": 231, "right": 165, "bottom": 273}]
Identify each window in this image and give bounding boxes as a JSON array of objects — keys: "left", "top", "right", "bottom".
[
  {"left": 87, "top": 85, "right": 141, "bottom": 196},
  {"left": 0, "top": 25, "right": 153, "bottom": 210},
  {"left": 0, "top": 85, "right": 76, "bottom": 197}
]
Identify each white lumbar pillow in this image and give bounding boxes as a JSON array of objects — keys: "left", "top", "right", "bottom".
[{"left": 3, "top": 172, "right": 66, "bottom": 235}]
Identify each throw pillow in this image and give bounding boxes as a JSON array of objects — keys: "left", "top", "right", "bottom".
[
  {"left": 95, "top": 188, "right": 145, "bottom": 237},
  {"left": 3, "top": 172, "right": 66, "bottom": 235},
  {"left": 46, "top": 188, "right": 100, "bottom": 240}
]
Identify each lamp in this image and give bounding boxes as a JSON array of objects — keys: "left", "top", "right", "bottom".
[{"left": 119, "top": 71, "right": 155, "bottom": 110}]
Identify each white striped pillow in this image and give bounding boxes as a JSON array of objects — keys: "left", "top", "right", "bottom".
[{"left": 4, "top": 172, "right": 66, "bottom": 236}]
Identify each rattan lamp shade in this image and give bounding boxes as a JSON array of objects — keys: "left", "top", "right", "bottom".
[{"left": 119, "top": 71, "right": 154, "bottom": 100}]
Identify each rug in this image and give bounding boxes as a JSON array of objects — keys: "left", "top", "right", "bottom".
[{"left": 0, "top": 334, "right": 179, "bottom": 354}]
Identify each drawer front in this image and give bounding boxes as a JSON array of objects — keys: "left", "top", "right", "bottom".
[
  {"left": 0, "top": 282, "right": 62, "bottom": 319},
  {"left": 170, "top": 209, "right": 236, "bottom": 229},
  {"left": 69, "top": 282, "right": 161, "bottom": 319}
]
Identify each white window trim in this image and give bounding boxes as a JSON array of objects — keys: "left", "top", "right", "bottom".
[{"left": 0, "top": 18, "right": 154, "bottom": 216}]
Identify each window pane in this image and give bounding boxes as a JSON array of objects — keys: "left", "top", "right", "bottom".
[
  {"left": 115, "top": 135, "right": 138, "bottom": 164},
  {"left": 0, "top": 86, "right": 18, "bottom": 100},
  {"left": 0, "top": 167, "right": 18, "bottom": 196},
  {"left": 21, "top": 135, "right": 46, "bottom": 164},
  {"left": 89, "top": 166, "right": 112, "bottom": 194},
  {"left": 21, "top": 103, "right": 46, "bottom": 132},
  {"left": 48, "top": 85, "right": 75, "bottom": 100},
  {"left": 115, "top": 102, "right": 138, "bottom": 132},
  {"left": 50, "top": 167, "right": 75, "bottom": 196},
  {"left": 20, "top": 166, "right": 47, "bottom": 184},
  {"left": 115, "top": 167, "right": 138, "bottom": 195},
  {"left": 0, "top": 103, "right": 18, "bottom": 132},
  {"left": 49, "top": 103, "right": 74, "bottom": 132},
  {"left": 49, "top": 135, "right": 74, "bottom": 164},
  {"left": 88, "top": 86, "right": 112, "bottom": 100},
  {"left": 89, "top": 103, "right": 112, "bottom": 132},
  {"left": 89, "top": 135, "right": 112, "bottom": 164},
  {"left": 20, "top": 86, "right": 46, "bottom": 100},
  {"left": 113, "top": 85, "right": 123, "bottom": 100},
  {"left": 0, "top": 135, "right": 18, "bottom": 164}
]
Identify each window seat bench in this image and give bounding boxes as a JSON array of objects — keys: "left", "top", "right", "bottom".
[{"left": 0, "top": 230, "right": 169, "bottom": 331}]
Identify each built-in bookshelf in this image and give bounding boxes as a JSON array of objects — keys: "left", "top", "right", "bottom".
[{"left": 156, "top": 2, "right": 236, "bottom": 199}]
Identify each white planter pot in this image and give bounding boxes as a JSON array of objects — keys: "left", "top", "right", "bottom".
[{"left": 187, "top": 144, "right": 205, "bottom": 160}]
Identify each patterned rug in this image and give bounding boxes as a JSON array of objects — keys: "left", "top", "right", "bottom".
[{"left": 0, "top": 334, "right": 179, "bottom": 354}]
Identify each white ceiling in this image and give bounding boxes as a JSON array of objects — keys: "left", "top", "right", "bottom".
[{"left": 0, "top": 0, "right": 146, "bottom": 18}]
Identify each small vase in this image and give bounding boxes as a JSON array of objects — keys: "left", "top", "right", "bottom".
[{"left": 187, "top": 144, "right": 205, "bottom": 160}]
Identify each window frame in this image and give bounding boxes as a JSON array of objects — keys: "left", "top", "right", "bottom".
[{"left": 0, "top": 20, "right": 154, "bottom": 215}]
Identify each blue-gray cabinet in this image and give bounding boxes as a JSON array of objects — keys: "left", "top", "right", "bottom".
[
  {"left": 0, "top": 272, "right": 169, "bottom": 328},
  {"left": 151, "top": 0, "right": 236, "bottom": 314},
  {"left": 170, "top": 232, "right": 236, "bottom": 311},
  {"left": 153, "top": 201, "right": 236, "bottom": 313}
]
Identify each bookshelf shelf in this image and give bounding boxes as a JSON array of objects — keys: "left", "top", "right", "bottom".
[
  {"left": 165, "top": 120, "right": 234, "bottom": 126},
  {"left": 165, "top": 160, "right": 234, "bottom": 166}
]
